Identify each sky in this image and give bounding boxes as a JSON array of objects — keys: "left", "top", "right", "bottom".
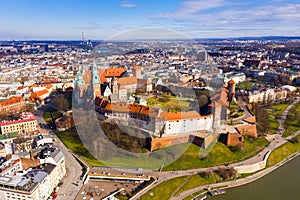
[{"left": 0, "top": 0, "right": 300, "bottom": 40}]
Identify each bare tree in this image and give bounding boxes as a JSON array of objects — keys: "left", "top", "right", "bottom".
[{"left": 53, "top": 95, "right": 69, "bottom": 112}]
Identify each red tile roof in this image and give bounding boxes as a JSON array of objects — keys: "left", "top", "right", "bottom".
[
  {"left": 164, "top": 111, "right": 201, "bottom": 120},
  {"left": 0, "top": 112, "right": 36, "bottom": 126},
  {"left": 0, "top": 96, "right": 23, "bottom": 107}
]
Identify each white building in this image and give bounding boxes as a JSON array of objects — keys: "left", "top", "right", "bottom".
[
  {"left": 0, "top": 112, "right": 38, "bottom": 135},
  {"left": 163, "top": 111, "right": 213, "bottom": 136}
]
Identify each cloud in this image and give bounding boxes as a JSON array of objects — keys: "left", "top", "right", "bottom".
[
  {"left": 120, "top": 1, "right": 138, "bottom": 8},
  {"left": 148, "top": 1, "right": 300, "bottom": 37},
  {"left": 152, "top": 0, "right": 226, "bottom": 19}
]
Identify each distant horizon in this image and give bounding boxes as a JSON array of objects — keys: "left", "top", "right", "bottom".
[{"left": 1, "top": 35, "right": 300, "bottom": 42}]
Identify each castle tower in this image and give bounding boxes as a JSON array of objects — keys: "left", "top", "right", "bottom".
[
  {"left": 132, "top": 66, "right": 141, "bottom": 78},
  {"left": 228, "top": 79, "right": 236, "bottom": 102}
]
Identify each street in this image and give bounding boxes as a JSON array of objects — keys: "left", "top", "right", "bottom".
[{"left": 34, "top": 105, "right": 83, "bottom": 200}]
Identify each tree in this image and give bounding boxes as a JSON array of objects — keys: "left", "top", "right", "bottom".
[
  {"left": 252, "top": 104, "right": 271, "bottom": 134},
  {"left": 53, "top": 95, "right": 70, "bottom": 112},
  {"left": 199, "top": 94, "right": 208, "bottom": 107}
]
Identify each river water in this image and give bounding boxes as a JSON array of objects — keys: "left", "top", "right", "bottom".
[{"left": 206, "top": 156, "right": 300, "bottom": 200}]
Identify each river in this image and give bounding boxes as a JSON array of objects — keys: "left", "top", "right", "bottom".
[{"left": 206, "top": 156, "right": 300, "bottom": 200}]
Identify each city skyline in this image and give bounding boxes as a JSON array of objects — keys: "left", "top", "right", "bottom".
[{"left": 1, "top": 0, "right": 300, "bottom": 40}]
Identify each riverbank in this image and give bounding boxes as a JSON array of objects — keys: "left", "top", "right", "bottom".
[
  {"left": 205, "top": 155, "right": 300, "bottom": 200},
  {"left": 182, "top": 150, "right": 300, "bottom": 200}
]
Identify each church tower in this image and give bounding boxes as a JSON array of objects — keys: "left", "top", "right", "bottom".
[
  {"left": 89, "top": 62, "right": 101, "bottom": 98},
  {"left": 111, "top": 76, "right": 119, "bottom": 95},
  {"left": 74, "top": 68, "right": 86, "bottom": 105}
]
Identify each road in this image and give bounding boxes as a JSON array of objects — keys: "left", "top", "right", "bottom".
[
  {"left": 133, "top": 98, "right": 300, "bottom": 200},
  {"left": 34, "top": 105, "right": 83, "bottom": 200},
  {"left": 231, "top": 97, "right": 253, "bottom": 123}
]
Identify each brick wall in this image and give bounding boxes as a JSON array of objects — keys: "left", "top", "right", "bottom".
[
  {"left": 236, "top": 124, "right": 258, "bottom": 138},
  {"left": 226, "top": 133, "right": 243, "bottom": 146},
  {"left": 150, "top": 135, "right": 190, "bottom": 151}
]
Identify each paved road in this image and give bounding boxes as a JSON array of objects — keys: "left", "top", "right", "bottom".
[
  {"left": 133, "top": 98, "right": 300, "bottom": 200},
  {"left": 34, "top": 105, "right": 83, "bottom": 200},
  {"left": 231, "top": 97, "right": 253, "bottom": 123}
]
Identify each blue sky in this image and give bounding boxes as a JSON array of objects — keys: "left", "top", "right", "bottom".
[{"left": 0, "top": 0, "right": 299, "bottom": 40}]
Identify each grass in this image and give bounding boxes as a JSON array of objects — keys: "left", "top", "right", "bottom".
[
  {"left": 268, "top": 116, "right": 279, "bottom": 134},
  {"left": 140, "top": 174, "right": 214, "bottom": 200},
  {"left": 139, "top": 176, "right": 189, "bottom": 200},
  {"left": 272, "top": 103, "right": 290, "bottom": 116},
  {"left": 266, "top": 103, "right": 290, "bottom": 134},
  {"left": 267, "top": 134, "right": 300, "bottom": 167},
  {"left": 236, "top": 81, "right": 253, "bottom": 91},
  {"left": 182, "top": 190, "right": 206, "bottom": 200},
  {"left": 43, "top": 109, "right": 104, "bottom": 166},
  {"left": 228, "top": 103, "right": 244, "bottom": 119},
  {"left": 229, "top": 122, "right": 244, "bottom": 126},
  {"left": 283, "top": 102, "right": 300, "bottom": 137},
  {"left": 175, "top": 174, "right": 215, "bottom": 196},
  {"left": 146, "top": 95, "right": 192, "bottom": 112},
  {"left": 170, "top": 171, "right": 257, "bottom": 200},
  {"left": 163, "top": 137, "right": 269, "bottom": 171}
]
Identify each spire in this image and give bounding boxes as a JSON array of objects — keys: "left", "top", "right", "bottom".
[
  {"left": 91, "top": 62, "right": 100, "bottom": 84},
  {"left": 75, "top": 68, "right": 85, "bottom": 86}
]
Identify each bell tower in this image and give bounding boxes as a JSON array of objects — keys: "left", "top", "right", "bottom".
[
  {"left": 74, "top": 67, "right": 86, "bottom": 105},
  {"left": 90, "top": 62, "right": 101, "bottom": 98}
]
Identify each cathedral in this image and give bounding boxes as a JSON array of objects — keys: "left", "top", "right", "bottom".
[
  {"left": 73, "top": 63, "right": 151, "bottom": 106},
  {"left": 73, "top": 63, "right": 101, "bottom": 106}
]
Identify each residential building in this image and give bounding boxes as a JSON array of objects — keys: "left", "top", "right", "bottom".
[{"left": 0, "top": 112, "right": 38, "bottom": 135}]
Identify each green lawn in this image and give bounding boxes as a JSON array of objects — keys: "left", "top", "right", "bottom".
[
  {"left": 272, "top": 103, "right": 290, "bottom": 116},
  {"left": 283, "top": 102, "right": 300, "bottom": 137},
  {"left": 228, "top": 103, "right": 244, "bottom": 119},
  {"left": 146, "top": 95, "right": 191, "bottom": 112},
  {"left": 266, "top": 103, "right": 290, "bottom": 134},
  {"left": 267, "top": 135, "right": 300, "bottom": 167},
  {"left": 43, "top": 109, "right": 104, "bottom": 166},
  {"left": 140, "top": 174, "right": 215, "bottom": 200},
  {"left": 139, "top": 176, "right": 189, "bottom": 200},
  {"left": 175, "top": 173, "right": 215, "bottom": 196},
  {"left": 268, "top": 116, "right": 279, "bottom": 134},
  {"left": 163, "top": 137, "right": 269, "bottom": 171}
]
